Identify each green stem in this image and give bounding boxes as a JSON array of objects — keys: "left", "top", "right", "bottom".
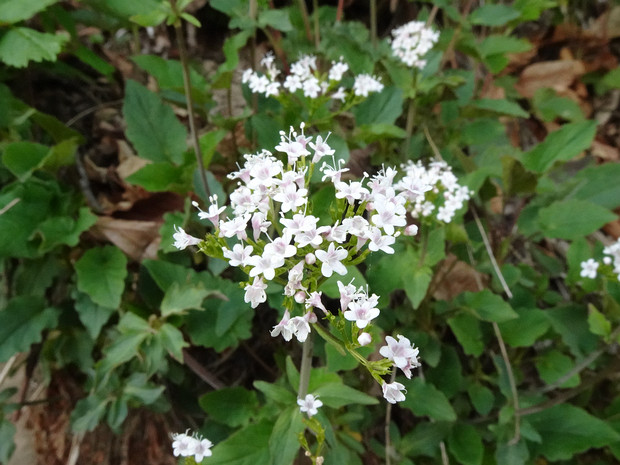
[
  {"left": 171, "top": 2, "right": 211, "bottom": 198},
  {"left": 369, "top": 0, "right": 377, "bottom": 49},
  {"left": 298, "top": 335, "right": 314, "bottom": 398}
]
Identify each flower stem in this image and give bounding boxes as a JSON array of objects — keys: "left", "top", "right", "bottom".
[
  {"left": 171, "top": 1, "right": 211, "bottom": 198},
  {"left": 369, "top": 0, "right": 377, "bottom": 49},
  {"left": 298, "top": 335, "right": 314, "bottom": 398}
]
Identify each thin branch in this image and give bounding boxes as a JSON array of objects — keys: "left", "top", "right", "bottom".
[
  {"left": 171, "top": 1, "right": 211, "bottom": 199},
  {"left": 65, "top": 99, "right": 123, "bottom": 128},
  {"left": 298, "top": 335, "right": 314, "bottom": 398},
  {"left": 0, "top": 198, "right": 20, "bottom": 216},
  {"left": 384, "top": 370, "right": 396, "bottom": 465},
  {"left": 182, "top": 349, "right": 225, "bottom": 390},
  {"left": 423, "top": 124, "right": 444, "bottom": 161},
  {"left": 0, "top": 354, "right": 17, "bottom": 388}
]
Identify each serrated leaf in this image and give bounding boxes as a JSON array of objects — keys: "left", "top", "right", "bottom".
[
  {"left": 522, "top": 120, "right": 597, "bottom": 173},
  {"left": 538, "top": 199, "right": 616, "bottom": 240},
  {"left": 0, "top": 28, "right": 68, "bottom": 67},
  {"left": 160, "top": 281, "right": 213, "bottom": 316},
  {"left": 258, "top": 8, "right": 292, "bottom": 32},
  {"left": 463, "top": 290, "right": 518, "bottom": 323},
  {"left": 75, "top": 246, "right": 128, "bottom": 308},
  {"left": 0, "top": 296, "right": 60, "bottom": 362},
  {"left": 402, "top": 378, "right": 457, "bottom": 422},
  {"left": 528, "top": 404, "right": 620, "bottom": 460},
  {"left": 35, "top": 207, "right": 97, "bottom": 253},
  {"left": 122, "top": 80, "right": 187, "bottom": 164},
  {"left": 0, "top": 0, "right": 59, "bottom": 24}
]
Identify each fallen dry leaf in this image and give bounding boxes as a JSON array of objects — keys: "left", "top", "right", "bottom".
[
  {"left": 90, "top": 216, "right": 161, "bottom": 261},
  {"left": 433, "top": 254, "right": 488, "bottom": 301},
  {"left": 515, "top": 59, "right": 585, "bottom": 99}
]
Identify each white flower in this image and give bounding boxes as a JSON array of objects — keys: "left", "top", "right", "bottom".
[
  {"left": 315, "top": 242, "right": 348, "bottom": 277},
  {"left": 191, "top": 438, "right": 214, "bottom": 462},
  {"left": 305, "top": 291, "right": 328, "bottom": 315},
  {"left": 273, "top": 183, "right": 308, "bottom": 213},
  {"left": 286, "top": 315, "right": 311, "bottom": 342},
  {"left": 244, "top": 277, "right": 268, "bottom": 308},
  {"left": 247, "top": 250, "right": 284, "bottom": 281},
  {"left": 332, "top": 86, "right": 346, "bottom": 102},
  {"left": 172, "top": 226, "right": 202, "bottom": 250},
  {"left": 390, "top": 20, "right": 439, "bottom": 69},
  {"left": 309, "top": 134, "right": 335, "bottom": 164},
  {"left": 367, "top": 227, "right": 396, "bottom": 254},
  {"left": 223, "top": 243, "right": 254, "bottom": 267},
  {"left": 328, "top": 59, "right": 349, "bottom": 82},
  {"left": 335, "top": 180, "right": 369, "bottom": 205},
  {"left": 343, "top": 297, "right": 380, "bottom": 329},
  {"left": 297, "top": 394, "right": 323, "bottom": 417},
  {"left": 379, "top": 335, "right": 420, "bottom": 378},
  {"left": 580, "top": 259, "right": 599, "bottom": 279},
  {"left": 171, "top": 431, "right": 213, "bottom": 462},
  {"left": 382, "top": 381, "right": 406, "bottom": 404},
  {"left": 271, "top": 309, "right": 293, "bottom": 340},
  {"left": 353, "top": 73, "right": 384, "bottom": 97},
  {"left": 194, "top": 196, "right": 226, "bottom": 227}
]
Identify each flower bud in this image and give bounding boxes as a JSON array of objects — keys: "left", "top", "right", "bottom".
[
  {"left": 357, "top": 332, "right": 372, "bottom": 346},
  {"left": 294, "top": 291, "right": 306, "bottom": 304},
  {"left": 305, "top": 252, "right": 316, "bottom": 265},
  {"left": 404, "top": 224, "right": 419, "bottom": 236}
]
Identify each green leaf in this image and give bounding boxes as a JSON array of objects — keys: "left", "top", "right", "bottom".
[
  {"left": 587, "top": 304, "right": 611, "bottom": 339},
  {"left": 0, "top": 0, "right": 59, "bottom": 24},
  {"left": 258, "top": 8, "right": 292, "bottom": 32},
  {"left": 100, "top": 331, "right": 149, "bottom": 371},
  {"left": 528, "top": 404, "right": 620, "bottom": 460},
  {"left": 0, "top": 28, "right": 68, "bottom": 67},
  {"left": 75, "top": 246, "right": 128, "bottom": 308},
  {"left": 402, "top": 378, "right": 457, "bottom": 422},
  {"left": 469, "top": 99, "right": 528, "bottom": 118},
  {"left": 478, "top": 36, "right": 532, "bottom": 57},
  {"left": 522, "top": 120, "right": 597, "bottom": 173},
  {"left": 532, "top": 88, "right": 584, "bottom": 122},
  {"left": 602, "top": 67, "right": 620, "bottom": 89},
  {"left": 74, "top": 291, "right": 116, "bottom": 340},
  {"left": 123, "top": 374, "right": 165, "bottom": 405},
  {"left": 131, "top": 54, "right": 207, "bottom": 92},
  {"left": 122, "top": 80, "right": 187, "bottom": 164},
  {"left": 495, "top": 440, "right": 530, "bottom": 465},
  {"left": 158, "top": 322, "right": 187, "bottom": 362},
  {"left": 353, "top": 86, "right": 404, "bottom": 125},
  {"left": 160, "top": 281, "right": 214, "bottom": 316},
  {"left": 205, "top": 419, "right": 272, "bottom": 465},
  {"left": 538, "top": 199, "right": 616, "bottom": 240},
  {"left": 199, "top": 387, "right": 258, "bottom": 428},
  {"left": 498, "top": 308, "right": 550, "bottom": 347},
  {"left": 546, "top": 304, "right": 598, "bottom": 358},
  {"left": 467, "top": 382, "right": 494, "bottom": 415},
  {"left": 199, "top": 129, "right": 228, "bottom": 168},
  {"left": 463, "top": 290, "right": 518, "bottom": 323},
  {"left": 400, "top": 422, "right": 450, "bottom": 457},
  {"left": 448, "top": 423, "right": 483, "bottom": 465},
  {"left": 269, "top": 406, "right": 304, "bottom": 465},
  {"left": 0, "top": 296, "right": 59, "bottom": 362},
  {"left": 535, "top": 349, "right": 580, "bottom": 388},
  {"left": 403, "top": 267, "right": 432, "bottom": 309},
  {"left": 71, "top": 395, "right": 109, "bottom": 432},
  {"left": 253, "top": 381, "right": 296, "bottom": 405},
  {"left": 469, "top": 4, "right": 521, "bottom": 26},
  {"left": 2, "top": 141, "right": 49, "bottom": 180},
  {"left": 447, "top": 313, "right": 484, "bottom": 356},
  {"left": 314, "top": 382, "right": 379, "bottom": 408},
  {"left": 35, "top": 207, "right": 97, "bottom": 253},
  {"left": 571, "top": 162, "right": 620, "bottom": 210},
  {"left": 0, "top": 417, "right": 16, "bottom": 463}
]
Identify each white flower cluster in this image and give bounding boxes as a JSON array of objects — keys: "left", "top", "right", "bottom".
[
  {"left": 390, "top": 20, "right": 439, "bottom": 69},
  {"left": 580, "top": 238, "right": 620, "bottom": 281},
  {"left": 171, "top": 431, "right": 213, "bottom": 462},
  {"left": 396, "top": 160, "right": 471, "bottom": 224},
  {"left": 242, "top": 52, "right": 384, "bottom": 101}
]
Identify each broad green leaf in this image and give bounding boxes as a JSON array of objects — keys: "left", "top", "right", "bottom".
[
  {"left": 122, "top": 80, "right": 187, "bottom": 164},
  {"left": 447, "top": 313, "right": 484, "bottom": 356},
  {"left": 199, "top": 387, "right": 258, "bottom": 428},
  {"left": 160, "top": 281, "right": 214, "bottom": 316},
  {"left": 314, "top": 382, "right": 379, "bottom": 408},
  {"left": 602, "top": 67, "right": 620, "bottom": 89},
  {"left": 502, "top": 156, "right": 537, "bottom": 196},
  {"left": 448, "top": 423, "right": 483, "bottom": 465},
  {"left": 469, "top": 4, "right": 521, "bottom": 26},
  {"left": 143, "top": 259, "right": 190, "bottom": 291},
  {"left": 587, "top": 304, "right": 611, "bottom": 339},
  {"left": 71, "top": 395, "right": 109, "bottom": 432},
  {"left": 478, "top": 36, "right": 532, "bottom": 57},
  {"left": 205, "top": 419, "right": 272, "bottom": 465},
  {"left": 470, "top": 99, "right": 528, "bottom": 118},
  {"left": 495, "top": 440, "right": 530, "bottom": 465},
  {"left": 467, "top": 382, "right": 494, "bottom": 415},
  {"left": 253, "top": 381, "right": 296, "bottom": 405},
  {"left": 269, "top": 406, "right": 304, "bottom": 465},
  {"left": 403, "top": 267, "right": 432, "bottom": 309},
  {"left": 463, "top": 290, "right": 518, "bottom": 323},
  {"left": 498, "top": 308, "right": 550, "bottom": 347},
  {"left": 571, "top": 163, "right": 620, "bottom": 210},
  {"left": 0, "top": 28, "right": 68, "bottom": 67},
  {"left": 538, "top": 199, "right": 616, "bottom": 240},
  {"left": 528, "top": 404, "right": 620, "bottom": 460},
  {"left": 0, "top": 0, "right": 58, "bottom": 24},
  {"left": 353, "top": 86, "right": 404, "bottom": 125},
  {"left": 2, "top": 141, "right": 48, "bottom": 180},
  {"left": 75, "top": 246, "right": 127, "bottom": 308},
  {"left": 100, "top": 331, "right": 149, "bottom": 371},
  {"left": 35, "top": 207, "right": 97, "bottom": 253},
  {"left": 532, "top": 88, "right": 584, "bottom": 122},
  {"left": 258, "top": 8, "right": 292, "bottom": 32},
  {"left": 535, "top": 349, "right": 580, "bottom": 388},
  {"left": 321, "top": 266, "right": 367, "bottom": 299},
  {"left": 0, "top": 417, "right": 16, "bottom": 463},
  {"left": 131, "top": 54, "right": 207, "bottom": 91},
  {"left": 400, "top": 422, "right": 450, "bottom": 457},
  {"left": 74, "top": 291, "right": 116, "bottom": 340},
  {"left": 199, "top": 129, "right": 228, "bottom": 168},
  {"left": 402, "top": 378, "right": 456, "bottom": 422},
  {"left": 522, "top": 120, "right": 597, "bottom": 173},
  {"left": 545, "top": 304, "right": 598, "bottom": 357},
  {"left": 158, "top": 322, "right": 187, "bottom": 362},
  {"left": 0, "top": 296, "right": 59, "bottom": 362}
]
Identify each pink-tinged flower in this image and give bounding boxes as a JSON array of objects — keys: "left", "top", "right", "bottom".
[
  {"left": 286, "top": 315, "right": 311, "bottom": 342},
  {"left": 247, "top": 251, "right": 284, "bottom": 281},
  {"left": 323, "top": 222, "right": 348, "bottom": 244},
  {"left": 222, "top": 243, "right": 254, "bottom": 267},
  {"left": 379, "top": 335, "right": 420, "bottom": 378},
  {"left": 244, "top": 277, "right": 268, "bottom": 309},
  {"left": 335, "top": 180, "right": 369, "bottom": 205},
  {"left": 309, "top": 134, "right": 335, "bottom": 163},
  {"left": 271, "top": 310, "right": 292, "bottom": 340},
  {"left": 357, "top": 332, "right": 372, "bottom": 346},
  {"left": 251, "top": 211, "right": 271, "bottom": 241},
  {"left": 371, "top": 195, "right": 407, "bottom": 236},
  {"left": 315, "top": 243, "right": 348, "bottom": 278},
  {"left": 219, "top": 214, "right": 250, "bottom": 240},
  {"left": 194, "top": 196, "right": 226, "bottom": 227},
  {"left": 367, "top": 227, "right": 396, "bottom": 254},
  {"left": 171, "top": 432, "right": 195, "bottom": 457},
  {"left": 305, "top": 291, "right": 328, "bottom": 315},
  {"left": 337, "top": 280, "right": 358, "bottom": 312},
  {"left": 264, "top": 232, "right": 297, "bottom": 261},
  {"left": 297, "top": 394, "right": 323, "bottom": 417},
  {"left": 191, "top": 438, "right": 213, "bottom": 462},
  {"left": 404, "top": 224, "right": 419, "bottom": 236},
  {"left": 382, "top": 381, "right": 406, "bottom": 404},
  {"left": 273, "top": 183, "right": 308, "bottom": 213},
  {"left": 343, "top": 298, "right": 380, "bottom": 329},
  {"left": 172, "top": 226, "right": 202, "bottom": 250}
]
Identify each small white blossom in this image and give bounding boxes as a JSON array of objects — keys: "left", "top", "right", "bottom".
[
  {"left": 297, "top": 394, "right": 323, "bottom": 417},
  {"left": 171, "top": 431, "right": 213, "bottom": 463},
  {"left": 172, "top": 226, "right": 201, "bottom": 250},
  {"left": 315, "top": 243, "right": 348, "bottom": 277},
  {"left": 379, "top": 335, "right": 420, "bottom": 378},
  {"left": 353, "top": 73, "right": 384, "bottom": 97},
  {"left": 580, "top": 259, "right": 599, "bottom": 279},
  {"left": 244, "top": 277, "right": 268, "bottom": 308},
  {"left": 382, "top": 381, "right": 406, "bottom": 404}
]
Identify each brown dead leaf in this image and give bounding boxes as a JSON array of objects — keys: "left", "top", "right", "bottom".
[
  {"left": 592, "top": 140, "right": 620, "bottom": 161},
  {"left": 433, "top": 254, "right": 488, "bottom": 301},
  {"left": 90, "top": 217, "right": 161, "bottom": 261},
  {"left": 116, "top": 140, "right": 149, "bottom": 180},
  {"left": 515, "top": 60, "right": 585, "bottom": 99}
]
